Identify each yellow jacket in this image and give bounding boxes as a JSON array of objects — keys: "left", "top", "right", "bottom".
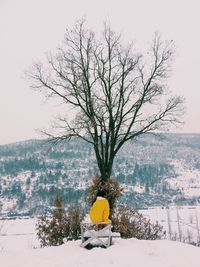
[{"left": 89, "top": 197, "right": 111, "bottom": 223}]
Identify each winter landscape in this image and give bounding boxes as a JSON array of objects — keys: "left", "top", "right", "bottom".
[
  {"left": 1, "top": 134, "right": 200, "bottom": 266},
  {"left": 0, "top": 209, "right": 200, "bottom": 267},
  {"left": 1, "top": 0, "right": 200, "bottom": 266},
  {"left": 1, "top": 134, "right": 200, "bottom": 217}
]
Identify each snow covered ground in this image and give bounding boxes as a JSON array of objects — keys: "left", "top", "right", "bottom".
[
  {"left": 0, "top": 212, "right": 200, "bottom": 267},
  {"left": 141, "top": 206, "right": 200, "bottom": 244},
  {"left": 1, "top": 237, "right": 200, "bottom": 267}
]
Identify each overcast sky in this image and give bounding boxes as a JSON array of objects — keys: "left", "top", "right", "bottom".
[{"left": 0, "top": 0, "right": 200, "bottom": 145}]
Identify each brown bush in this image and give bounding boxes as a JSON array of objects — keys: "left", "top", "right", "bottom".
[
  {"left": 112, "top": 205, "right": 166, "bottom": 240},
  {"left": 36, "top": 195, "right": 84, "bottom": 247},
  {"left": 66, "top": 206, "right": 84, "bottom": 240},
  {"left": 36, "top": 195, "right": 69, "bottom": 247},
  {"left": 87, "top": 175, "right": 123, "bottom": 216}
]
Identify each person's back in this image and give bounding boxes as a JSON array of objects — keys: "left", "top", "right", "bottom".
[{"left": 89, "top": 189, "right": 111, "bottom": 223}]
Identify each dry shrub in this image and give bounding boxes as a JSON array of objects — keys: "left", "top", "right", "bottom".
[
  {"left": 66, "top": 206, "right": 84, "bottom": 240},
  {"left": 36, "top": 195, "right": 69, "bottom": 247},
  {"left": 87, "top": 175, "right": 123, "bottom": 215},
  {"left": 112, "top": 205, "right": 165, "bottom": 240},
  {"left": 36, "top": 195, "right": 84, "bottom": 247}
]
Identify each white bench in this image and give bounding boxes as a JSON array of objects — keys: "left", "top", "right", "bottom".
[{"left": 80, "top": 222, "right": 120, "bottom": 248}]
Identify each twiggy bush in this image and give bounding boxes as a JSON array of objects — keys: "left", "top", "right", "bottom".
[
  {"left": 112, "top": 205, "right": 165, "bottom": 240},
  {"left": 66, "top": 205, "right": 84, "bottom": 240},
  {"left": 36, "top": 195, "right": 68, "bottom": 247},
  {"left": 36, "top": 195, "right": 84, "bottom": 247}
]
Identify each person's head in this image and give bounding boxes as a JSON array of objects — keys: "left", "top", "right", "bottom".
[{"left": 96, "top": 188, "right": 106, "bottom": 198}]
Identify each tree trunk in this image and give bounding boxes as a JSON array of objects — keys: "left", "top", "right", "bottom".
[{"left": 98, "top": 157, "right": 114, "bottom": 182}]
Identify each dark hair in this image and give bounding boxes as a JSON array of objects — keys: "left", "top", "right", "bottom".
[{"left": 96, "top": 188, "right": 106, "bottom": 198}]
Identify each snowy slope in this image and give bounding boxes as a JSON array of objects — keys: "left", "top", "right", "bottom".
[
  {"left": 1, "top": 134, "right": 200, "bottom": 216},
  {"left": 167, "top": 160, "right": 200, "bottom": 198},
  {"left": 0, "top": 235, "right": 199, "bottom": 267},
  {"left": 0, "top": 218, "right": 200, "bottom": 267}
]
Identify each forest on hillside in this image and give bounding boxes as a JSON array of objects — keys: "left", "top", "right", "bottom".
[{"left": 0, "top": 134, "right": 200, "bottom": 216}]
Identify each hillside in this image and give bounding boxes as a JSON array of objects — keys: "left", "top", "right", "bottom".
[{"left": 0, "top": 133, "right": 200, "bottom": 216}]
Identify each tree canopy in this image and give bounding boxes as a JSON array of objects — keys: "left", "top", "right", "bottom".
[{"left": 27, "top": 20, "right": 184, "bottom": 181}]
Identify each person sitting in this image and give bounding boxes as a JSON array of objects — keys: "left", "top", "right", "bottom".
[{"left": 89, "top": 189, "right": 111, "bottom": 223}]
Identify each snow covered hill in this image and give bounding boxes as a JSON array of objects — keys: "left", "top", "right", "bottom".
[
  {"left": 1, "top": 238, "right": 200, "bottom": 267},
  {"left": 1, "top": 133, "right": 200, "bottom": 216},
  {"left": 0, "top": 218, "right": 199, "bottom": 267}
]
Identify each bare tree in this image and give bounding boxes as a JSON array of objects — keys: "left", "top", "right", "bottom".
[{"left": 27, "top": 20, "right": 184, "bottom": 182}]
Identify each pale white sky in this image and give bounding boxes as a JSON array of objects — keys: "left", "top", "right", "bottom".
[{"left": 0, "top": 0, "right": 200, "bottom": 145}]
